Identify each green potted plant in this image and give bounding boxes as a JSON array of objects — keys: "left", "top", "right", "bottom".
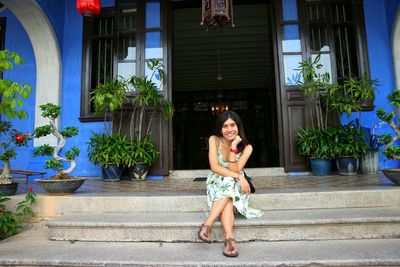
[
  {"left": 126, "top": 59, "right": 174, "bottom": 180},
  {"left": 331, "top": 123, "right": 366, "bottom": 175},
  {"left": 0, "top": 50, "right": 32, "bottom": 195},
  {"left": 342, "top": 73, "right": 377, "bottom": 111},
  {"left": 87, "top": 132, "right": 134, "bottom": 179},
  {"left": 296, "top": 54, "right": 339, "bottom": 175},
  {"left": 88, "top": 78, "right": 129, "bottom": 181},
  {"left": 32, "top": 103, "right": 84, "bottom": 194},
  {"left": 297, "top": 127, "right": 336, "bottom": 175},
  {"left": 376, "top": 90, "right": 400, "bottom": 185},
  {"left": 297, "top": 54, "right": 373, "bottom": 176}
]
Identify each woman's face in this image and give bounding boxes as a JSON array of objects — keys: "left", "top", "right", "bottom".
[{"left": 221, "top": 118, "right": 238, "bottom": 141}]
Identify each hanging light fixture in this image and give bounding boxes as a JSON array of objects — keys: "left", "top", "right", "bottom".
[
  {"left": 211, "top": 46, "right": 230, "bottom": 114},
  {"left": 201, "top": 0, "right": 235, "bottom": 29},
  {"left": 76, "top": 0, "right": 101, "bottom": 17}
]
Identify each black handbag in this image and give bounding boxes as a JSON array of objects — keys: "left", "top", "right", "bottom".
[{"left": 243, "top": 171, "right": 255, "bottom": 193}]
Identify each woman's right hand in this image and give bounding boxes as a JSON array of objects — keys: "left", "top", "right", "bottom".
[{"left": 238, "top": 175, "right": 250, "bottom": 194}]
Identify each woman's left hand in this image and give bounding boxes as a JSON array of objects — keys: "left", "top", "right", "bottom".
[{"left": 238, "top": 175, "right": 250, "bottom": 194}]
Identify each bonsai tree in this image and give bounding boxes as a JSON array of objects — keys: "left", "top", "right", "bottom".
[
  {"left": 33, "top": 103, "right": 80, "bottom": 179},
  {"left": 376, "top": 90, "right": 400, "bottom": 160},
  {"left": 127, "top": 59, "right": 174, "bottom": 165},
  {"left": 0, "top": 50, "right": 32, "bottom": 184}
]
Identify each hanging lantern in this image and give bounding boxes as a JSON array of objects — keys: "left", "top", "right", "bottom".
[
  {"left": 201, "top": 0, "right": 235, "bottom": 29},
  {"left": 77, "top": 0, "right": 100, "bottom": 17}
]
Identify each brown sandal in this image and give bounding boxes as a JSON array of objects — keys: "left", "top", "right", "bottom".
[
  {"left": 198, "top": 224, "right": 212, "bottom": 243},
  {"left": 223, "top": 238, "right": 238, "bottom": 257}
]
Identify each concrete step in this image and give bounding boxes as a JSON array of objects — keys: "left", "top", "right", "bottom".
[
  {"left": 47, "top": 207, "right": 400, "bottom": 242},
  {"left": 1, "top": 222, "right": 400, "bottom": 266},
  {"left": 168, "top": 167, "right": 287, "bottom": 178},
  {"left": 8, "top": 187, "right": 400, "bottom": 218}
]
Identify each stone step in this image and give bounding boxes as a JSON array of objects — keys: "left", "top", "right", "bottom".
[
  {"left": 2, "top": 222, "right": 400, "bottom": 267},
  {"left": 168, "top": 167, "right": 288, "bottom": 179},
  {"left": 47, "top": 207, "right": 400, "bottom": 242},
  {"left": 9, "top": 187, "right": 400, "bottom": 218}
]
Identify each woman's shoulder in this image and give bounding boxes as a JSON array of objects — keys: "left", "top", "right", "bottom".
[
  {"left": 209, "top": 135, "right": 219, "bottom": 143},
  {"left": 243, "top": 143, "right": 253, "bottom": 152}
]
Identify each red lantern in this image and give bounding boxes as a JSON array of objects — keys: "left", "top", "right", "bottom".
[
  {"left": 77, "top": 0, "right": 100, "bottom": 17},
  {"left": 201, "top": 0, "right": 234, "bottom": 29}
]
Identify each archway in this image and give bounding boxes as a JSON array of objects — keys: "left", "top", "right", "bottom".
[{"left": 1, "top": 0, "right": 61, "bottom": 146}]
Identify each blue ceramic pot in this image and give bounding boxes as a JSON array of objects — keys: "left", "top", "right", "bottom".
[
  {"left": 336, "top": 156, "right": 359, "bottom": 175},
  {"left": 102, "top": 164, "right": 124, "bottom": 181},
  {"left": 310, "top": 158, "right": 332, "bottom": 176}
]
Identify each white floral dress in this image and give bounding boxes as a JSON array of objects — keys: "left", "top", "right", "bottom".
[{"left": 206, "top": 143, "right": 264, "bottom": 219}]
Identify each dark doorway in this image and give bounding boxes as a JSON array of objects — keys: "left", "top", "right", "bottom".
[{"left": 172, "top": 0, "right": 279, "bottom": 169}]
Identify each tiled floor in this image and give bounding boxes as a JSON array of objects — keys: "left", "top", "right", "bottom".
[{"left": 14, "top": 171, "right": 398, "bottom": 195}]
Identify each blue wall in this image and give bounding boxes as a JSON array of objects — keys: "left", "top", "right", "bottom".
[
  {"left": 342, "top": 0, "right": 400, "bottom": 168},
  {"left": 60, "top": 0, "right": 105, "bottom": 176}
]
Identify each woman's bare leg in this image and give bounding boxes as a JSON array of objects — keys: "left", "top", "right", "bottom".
[
  {"left": 199, "top": 198, "right": 231, "bottom": 242},
  {"left": 220, "top": 199, "right": 238, "bottom": 256},
  {"left": 204, "top": 198, "right": 230, "bottom": 226},
  {"left": 219, "top": 198, "right": 234, "bottom": 238}
]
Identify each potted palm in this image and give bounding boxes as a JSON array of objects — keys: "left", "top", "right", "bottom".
[
  {"left": 297, "top": 55, "right": 375, "bottom": 176},
  {"left": 296, "top": 54, "right": 339, "bottom": 175},
  {"left": 376, "top": 90, "right": 400, "bottom": 185},
  {"left": 331, "top": 123, "right": 366, "bottom": 175},
  {"left": 126, "top": 59, "right": 174, "bottom": 180},
  {"left": 87, "top": 132, "right": 134, "bottom": 179},
  {"left": 0, "top": 50, "right": 32, "bottom": 195},
  {"left": 297, "top": 127, "right": 336, "bottom": 175},
  {"left": 87, "top": 78, "right": 130, "bottom": 181},
  {"left": 33, "top": 103, "right": 84, "bottom": 194}
]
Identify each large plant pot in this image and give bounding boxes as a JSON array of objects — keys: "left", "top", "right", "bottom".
[
  {"left": 35, "top": 177, "right": 86, "bottom": 195},
  {"left": 361, "top": 151, "right": 379, "bottom": 174},
  {"left": 130, "top": 163, "right": 149, "bottom": 181},
  {"left": 382, "top": 168, "right": 400, "bottom": 185},
  {"left": 0, "top": 183, "right": 18, "bottom": 196},
  {"left": 102, "top": 164, "right": 124, "bottom": 181},
  {"left": 310, "top": 158, "right": 332, "bottom": 176},
  {"left": 336, "top": 156, "right": 359, "bottom": 176}
]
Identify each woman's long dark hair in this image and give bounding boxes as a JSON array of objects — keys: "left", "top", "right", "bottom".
[{"left": 214, "top": 110, "right": 249, "bottom": 152}]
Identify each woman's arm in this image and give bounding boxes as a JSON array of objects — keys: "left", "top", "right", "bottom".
[
  {"left": 227, "top": 144, "right": 253, "bottom": 172},
  {"left": 208, "top": 136, "right": 242, "bottom": 179}
]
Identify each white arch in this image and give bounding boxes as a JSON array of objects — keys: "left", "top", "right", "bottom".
[
  {"left": 393, "top": 5, "right": 400, "bottom": 90},
  {"left": 1, "top": 0, "right": 60, "bottom": 146}
]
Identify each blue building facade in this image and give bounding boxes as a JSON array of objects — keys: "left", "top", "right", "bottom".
[{"left": 1, "top": 0, "right": 400, "bottom": 177}]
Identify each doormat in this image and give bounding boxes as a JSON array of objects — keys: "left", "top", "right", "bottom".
[{"left": 193, "top": 177, "right": 207, "bottom": 181}]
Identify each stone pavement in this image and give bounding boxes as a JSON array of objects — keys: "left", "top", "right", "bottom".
[{"left": 14, "top": 171, "right": 397, "bottom": 195}]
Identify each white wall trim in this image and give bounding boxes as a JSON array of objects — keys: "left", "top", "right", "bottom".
[
  {"left": 393, "top": 5, "right": 400, "bottom": 90},
  {"left": 2, "top": 0, "right": 60, "bottom": 146}
]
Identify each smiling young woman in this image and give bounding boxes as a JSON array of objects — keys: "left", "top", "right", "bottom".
[{"left": 197, "top": 110, "right": 264, "bottom": 258}]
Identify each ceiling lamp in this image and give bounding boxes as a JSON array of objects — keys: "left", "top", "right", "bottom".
[
  {"left": 211, "top": 102, "right": 230, "bottom": 114},
  {"left": 201, "top": 0, "right": 235, "bottom": 29},
  {"left": 76, "top": 0, "right": 100, "bottom": 17}
]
